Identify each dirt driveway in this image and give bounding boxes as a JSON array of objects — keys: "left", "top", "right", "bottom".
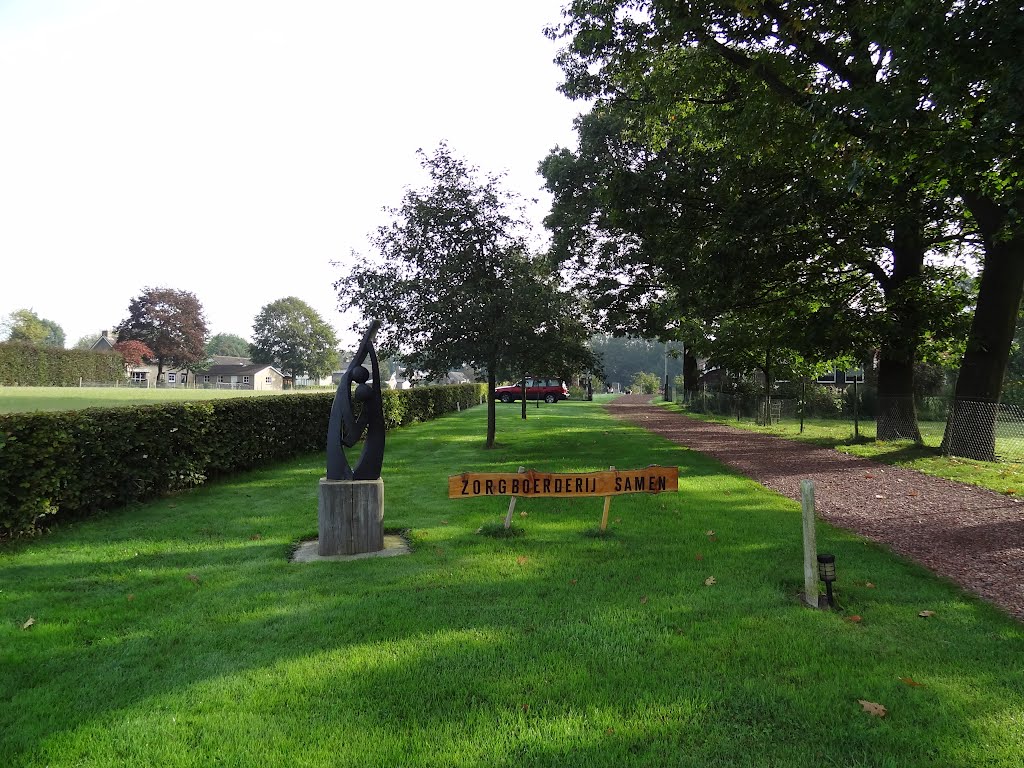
[{"left": 607, "top": 394, "right": 1024, "bottom": 622}]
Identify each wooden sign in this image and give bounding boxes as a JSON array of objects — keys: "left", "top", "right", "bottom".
[{"left": 448, "top": 466, "right": 678, "bottom": 499}]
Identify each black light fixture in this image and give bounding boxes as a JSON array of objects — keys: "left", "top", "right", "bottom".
[{"left": 817, "top": 553, "right": 837, "bottom": 608}]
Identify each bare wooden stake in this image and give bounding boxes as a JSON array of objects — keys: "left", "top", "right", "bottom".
[
  {"left": 600, "top": 465, "right": 616, "bottom": 530},
  {"left": 801, "top": 479, "right": 818, "bottom": 607},
  {"left": 504, "top": 466, "right": 527, "bottom": 529}
]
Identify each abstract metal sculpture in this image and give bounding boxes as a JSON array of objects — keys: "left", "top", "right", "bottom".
[{"left": 326, "top": 319, "right": 385, "bottom": 481}]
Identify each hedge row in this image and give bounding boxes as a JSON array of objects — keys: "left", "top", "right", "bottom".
[
  {"left": 0, "top": 382, "right": 487, "bottom": 537},
  {"left": 0, "top": 342, "right": 126, "bottom": 386}
]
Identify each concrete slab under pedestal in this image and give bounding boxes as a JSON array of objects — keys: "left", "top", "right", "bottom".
[{"left": 291, "top": 534, "right": 411, "bottom": 563}]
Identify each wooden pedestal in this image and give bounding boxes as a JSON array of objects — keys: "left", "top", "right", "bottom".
[{"left": 318, "top": 477, "right": 384, "bottom": 556}]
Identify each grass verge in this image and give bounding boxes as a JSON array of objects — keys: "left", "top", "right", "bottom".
[
  {"left": 661, "top": 401, "right": 1024, "bottom": 495},
  {"left": 2, "top": 400, "right": 1022, "bottom": 766}
]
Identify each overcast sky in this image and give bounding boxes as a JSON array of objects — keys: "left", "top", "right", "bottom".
[{"left": 0, "top": 0, "right": 583, "bottom": 349}]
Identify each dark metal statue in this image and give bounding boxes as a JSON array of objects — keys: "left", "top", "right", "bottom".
[{"left": 326, "top": 320, "right": 385, "bottom": 481}]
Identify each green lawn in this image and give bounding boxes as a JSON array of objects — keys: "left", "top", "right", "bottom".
[
  {"left": 2, "top": 401, "right": 1022, "bottom": 766},
  {"left": 664, "top": 403, "right": 1024, "bottom": 496},
  {"left": 0, "top": 386, "right": 326, "bottom": 414}
]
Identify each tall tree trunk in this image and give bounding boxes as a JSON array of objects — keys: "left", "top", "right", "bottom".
[
  {"left": 876, "top": 350, "right": 921, "bottom": 441},
  {"left": 486, "top": 365, "right": 497, "bottom": 448},
  {"left": 521, "top": 374, "right": 528, "bottom": 420},
  {"left": 876, "top": 212, "right": 925, "bottom": 442},
  {"left": 683, "top": 349, "right": 699, "bottom": 392},
  {"left": 943, "top": 193, "right": 1024, "bottom": 460}
]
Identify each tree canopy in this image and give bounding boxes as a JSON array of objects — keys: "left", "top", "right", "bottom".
[
  {"left": 113, "top": 339, "right": 154, "bottom": 369},
  {"left": 206, "top": 333, "right": 252, "bottom": 358},
  {"left": 73, "top": 334, "right": 102, "bottom": 350},
  {"left": 545, "top": 0, "right": 1012, "bottom": 455},
  {"left": 1, "top": 309, "right": 65, "bottom": 348},
  {"left": 336, "top": 143, "right": 598, "bottom": 447},
  {"left": 250, "top": 297, "right": 338, "bottom": 380},
  {"left": 115, "top": 287, "right": 209, "bottom": 380}
]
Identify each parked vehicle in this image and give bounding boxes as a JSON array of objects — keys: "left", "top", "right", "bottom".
[{"left": 494, "top": 377, "right": 570, "bottom": 404}]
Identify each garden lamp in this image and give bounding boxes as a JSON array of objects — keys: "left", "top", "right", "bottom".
[{"left": 817, "top": 553, "right": 837, "bottom": 608}]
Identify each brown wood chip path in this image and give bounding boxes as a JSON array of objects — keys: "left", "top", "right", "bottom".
[{"left": 607, "top": 394, "right": 1024, "bottom": 622}]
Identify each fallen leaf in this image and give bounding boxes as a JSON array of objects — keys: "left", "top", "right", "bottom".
[
  {"left": 907, "top": 490, "right": 919, "bottom": 497},
  {"left": 516, "top": 555, "right": 528, "bottom": 565},
  {"left": 858, "top": 700, "right": 888, "bottom": 717},
  {"left": 705, "top": 530, "right": 715, "bottom": 537},
  {"left": 640, "top": 595, "right": 649, "bottom": 604},
  {"left": 865, "top": 582, "right": 876, "bottom": 588},
  {"left": 1006, "top": 488, "right": 1017, "bottom": 495},
  {"left": 519, "top": 511, "right": 528, "bottom": 518},
  {"left": 521, "top": 703, "right": 530, "bottom": 713},
  {"left": 864, "top": 473, "right": 874, "bottom": 479},
  {"left": 127, "top": 594, "right": 136, "bottom": 601},
  {"left": 569, "top": 578, "right": 578, "bottom": 585},
  {"left": 614, "top": 517, "right": 621, "bottom": 523},
  {"left": 846, "top": 615, "right": 863, "bottom": 623},
  {"left": 918, "top": 610, "right": 936, "bottom": 618},
  {"left": 21, "top": 617, "right": 35, "bottom": 630},
  {"left": 695, "top": 553, "right": 704, "bottom": 561},
  {"left": 186, "top": 573, "right": 201, "bottom": 585},
  {"left": 704, "top": 576, "right": 716, "bottom": 586},
  {"left": 899, "top": 677, "right": 925, "bottom": 687},
  {"left": 605, "top": 727, "right": 615, "bottom": 735}
]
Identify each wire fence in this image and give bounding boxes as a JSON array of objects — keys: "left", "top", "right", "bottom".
[
  {"left": 79, "top": 379, "right": 253, "bottom": 390},
  {"left": 677, "top": 386, "right": 1024, "bottom": 463}
]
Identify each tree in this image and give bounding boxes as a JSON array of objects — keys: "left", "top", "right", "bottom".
[
  {"left": 590, "top": 335, "right": 683, "bottom": 389},
  {"left": 630, "top": 371, "right": 661, "bottom": 395},
  {"left": 1, "top": 309, "right": 65, "bottom": 347},
  {"left": 547, "top": 0, "right": 1021, "bottom": 459},
  {"left": 113, "top": 339, "right": 153, "bottom": 370},
  {"left": 541, "top": 101, "right": 969, "bottom": 440},
  {"left": 206, "top": 333, "right": 252, "bottom": 358},
  {"left": 73, "top": 334, "right": 102, "bottom": 350},
  {"left": 115, "top": 287, "right": 209, "bottom": 381},
  {"left": 335, "top": 143, "right": 598, "bottom": 448},
  {"left": 250, "top": 297, "right": 338, "bottom": 380}
]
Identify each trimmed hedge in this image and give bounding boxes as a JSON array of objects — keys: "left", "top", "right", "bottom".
[
  {"left": 0, "top": 383, "right": 487, "bottom": 537},
  {"left": 0, "top": 342, "right": 126, "bottom": 386}
]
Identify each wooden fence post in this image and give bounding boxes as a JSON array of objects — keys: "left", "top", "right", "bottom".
[{"left": 801, "top": 479, "right": 818, "bottom": 607}]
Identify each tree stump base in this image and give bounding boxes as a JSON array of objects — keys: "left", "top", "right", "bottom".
[{"left": 318, "top": 477, "right": 384, "bottom": 556}]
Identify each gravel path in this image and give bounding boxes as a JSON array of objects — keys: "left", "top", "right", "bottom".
[{"left": 606, "top": 394, "right": 1024, "bottom": 621}]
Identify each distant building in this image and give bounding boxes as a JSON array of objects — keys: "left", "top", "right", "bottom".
[
  {"left": 91, "top": 330, "right": 117, "bottom": 352},
  {"left": 196, "top": 364, "right": 285, "bottom": 390}
]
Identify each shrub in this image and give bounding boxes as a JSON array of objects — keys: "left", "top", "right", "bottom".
[
  {"left": 776, "top": 382, "right": 845, "bottom": 418},
  {"left": 0, "top": 383, "right": 488, "bottom": 537},
  {"left": 0, "top": 342, "right": 125, "bottom": 386}
]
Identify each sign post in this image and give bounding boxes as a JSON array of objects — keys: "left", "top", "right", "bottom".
[
  {"left": 600, "top": 465, "right": 615, "bottom": 531},
  {"left": 503, "top": 466, "right": 527, "bottom": 529}
]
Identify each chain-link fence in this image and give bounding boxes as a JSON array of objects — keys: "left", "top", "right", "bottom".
[{"left": 677, "top": 386, "right": 1024, "bottom": 463}]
